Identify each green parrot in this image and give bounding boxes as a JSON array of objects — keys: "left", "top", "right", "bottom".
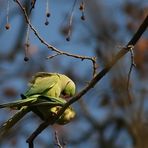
[
  {"left": 24, "top": 72, "right": 76, "bottom": 98},
  {"left": 0, "top": 95, "right": 76, "bottom": 136},
  {"left": 23, "top": 72, "right": 76, "bottom": 122},
  {"left": 0, "top": 72, "right": 76, "bottom": 136}
]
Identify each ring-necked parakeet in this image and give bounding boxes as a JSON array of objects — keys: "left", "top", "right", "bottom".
[
  {"left": 0, "top": 72, "right": 76, "bottom": 136},
  {"left": 23, "top": 72, "right": 76, "bottom": 122},
  {"left": 24, "top": 72, "right": 76, "bottom": 98}
]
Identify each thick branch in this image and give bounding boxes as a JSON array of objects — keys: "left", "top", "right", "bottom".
[
  {"left": 56, "top": 14, "right": 148, "bottom": 122},
  {"left": 26, "top": 121, "right": 50, "bottom": 148}
]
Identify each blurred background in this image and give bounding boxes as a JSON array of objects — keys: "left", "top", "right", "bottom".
[{"left": 0, "top": 0, "right": 148, "bottom": 147}]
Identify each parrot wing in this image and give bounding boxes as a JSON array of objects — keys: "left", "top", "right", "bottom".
[
  {"left": 0, "top": 95, "right": 66, "bottom": 110},
  {"left": 0, "top": 96, "right": 38, "bottom": 109},
  {"left": 37, "top": 95, "right": 66, "bottom": 105},
  {"left": 30, "top": 96, "right": 66, "bottom": 107},
  {"left": 25, "top": 72, "right": 60, "bottom": 96}
]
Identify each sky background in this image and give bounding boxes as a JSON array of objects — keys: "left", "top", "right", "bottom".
[{"left": 0, "top": 0, "right": 148, "bottom": 148}]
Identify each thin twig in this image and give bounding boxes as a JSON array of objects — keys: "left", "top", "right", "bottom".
[
  {"left": 126, "top": 45, "right": 136, "bottom": 103},
  {"left": 92, "top": 57, "right": 98, "bottom": 77},
  {"left": 15, "top": 0, "right": 97, "bottom": 77},
  {"left": 54, "top": 14, "right": 148, "bottom": 125},
  {"left": 46, "top": 0, "right": 49, "bottom": 15},
  {"left": 127, "top": 46, "right": 136, "bottom": 85},
  {"left": 66, "top": 0, "right": 77, "bottom": 41},
  {"left": 28, "top": 142, "right": 33, "bottom": 148},
  {"left": 24, "top": 24, "right": 30, "bottom": 60},
  {"left": 29, "top": 0, "right": 37, "bottom": 14},
  {"left": 6, "top": 0, "right": 10, "bottom": 24},
  {"left": 46, "top": 53, "right": 62, "bottom": 59},
  {"left": 79, "top": 1, "right": 86, "bottom": 20},
  {"left": 26, "top": 121, "right": 51, "bottom": 148},
  {"left": 54, "top": 131, "right": 63, "bottom": 148}
]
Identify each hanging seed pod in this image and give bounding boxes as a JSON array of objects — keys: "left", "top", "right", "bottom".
[
  {"left": 5, "top": 0, "right": 11, "bottom": 30},
  {"left": 65, "top": 0, "right": 77, "bottom": 41},
  {"left": 5, "top": 23, "right": 11, "bottom": 30},
  {"left": 44, "top": 0, "right": 50, "bottom": 26},
  {"left": 81, "top": 14, "right": 85, "bottom": 20},
  {"left": 24, "top": 56, "right": 29, "bottom": 62},
  {"left": 66, "top": 36, "right": 70, "bottom": 41},
  {"left": 24, "top": 25, "right": 30, "bottom": 62},
  {"left": 79, "top": 2, "right": 84, "bottom": 11},
  {"left": 46, "top": 12, "right": 50, "bottom": 18},
  {"left": 79, "top": 1, "right": 86, "bottom": 21},
  {"left": 45, "top": 19, "right": 49, "bottom": 26}
]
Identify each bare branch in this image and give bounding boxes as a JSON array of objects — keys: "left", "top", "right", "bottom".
[
  {"left": 14, "top": 0, "right": 148, "bottom": 146},
  {"left": 26, "top": 121, "right": 51, "bottom": 148},
  {"left": 15, "top": 0, "right": 97, "bottom": 76},
  {"left": 126, "top": 45, "right": 136, "bottom": 103},
  {"left": 46, "top": 53, "right": 62, "bottom": 59},
  {"left": 29, "top": 0, "right": 37, "bottom": 14},
  {"left": 26, "top": 15, "right": 148, "bottom": 145},
  {"left": 55, "top": 14, "right": 148, "bottom": 124},
  {"left": 54, "top": 131, "right": 63, "bottom": 148}
]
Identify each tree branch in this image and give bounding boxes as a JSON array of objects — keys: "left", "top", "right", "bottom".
[
  {"left": 26, "top": 15, "right": 148, "bottom": 147},
  {"left": 26, "top": 121, "right": 50, "bottom": 148},
  {"left": 54, "top": 131, "right": 64, "bottom": 148},
  {"left": 55, "top": 14, "right": 148, "bottom": 123},
  {"left": 15, "top": 0, "right": 97, "bottom": 76},
  {"left": 14, "top": 0, "right": 148, "bottom": 146}
]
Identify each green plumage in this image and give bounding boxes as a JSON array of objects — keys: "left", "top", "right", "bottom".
[
  {"left": 0, "top": 72, "right": 76, "bottom": 136},
  {"left": 25, "top": 72, "right": 76, "bottom": 97}
]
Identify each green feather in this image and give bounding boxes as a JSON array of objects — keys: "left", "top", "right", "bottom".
[
  {"left": 0, "top": 72, "right": 76, "bottom": 137},
  {"left": 25, "top": 72, "right": 76, "bottom": 98},
  {"left": 25, "top": 73, "right": 60, "bottom": 97},
  {"left": 0, "top": 96, "right": 38, "bottom": 109}
]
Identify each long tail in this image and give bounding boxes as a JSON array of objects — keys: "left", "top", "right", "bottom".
[
  {"left": 0, "top": 95, "right": 66, "bottom": 110},
  {"left": 0, "top": 97, "right": 38, "bottom": 109},
  {"left": 0, "top": 106, "right": 30, "bottom": 137}
]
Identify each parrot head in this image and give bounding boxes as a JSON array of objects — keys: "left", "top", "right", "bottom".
[
  {"left": 50, "top": 106, "right": 76, "bottom": 125},
  {"left": 62, "top": 81, "right": 76, "bottom": 98}
]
